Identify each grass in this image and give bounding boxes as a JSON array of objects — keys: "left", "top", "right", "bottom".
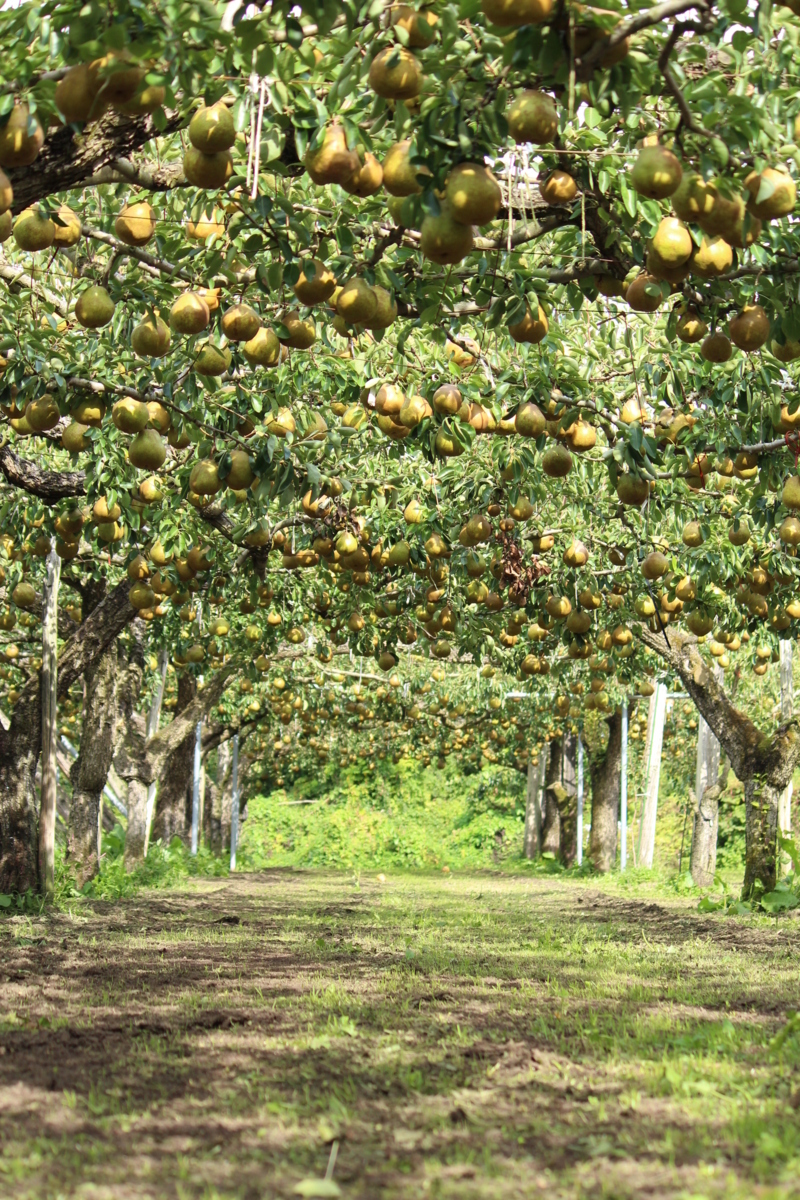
[{"left": 1, "top": 870, "right": 799, "bottom": 1199}]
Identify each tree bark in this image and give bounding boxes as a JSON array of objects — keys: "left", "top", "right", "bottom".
[
  {"left": 152, "top": 672, "right": 197, "bottom": 845},
  {"left": 556, "top": 730, "right": 578, "bottom": 866},
  {"left": 38, "top": 545, "right": 60, "bottom": 901},
  {"left": 541, "top": 736, "right": 562, "bottom": 856},
  {"left": 0, "top": 578, "right": 135, "bottom": 895},
  {"left": 66, "top": 580, "right": 118, "bottom": 887},
  {"left": 743, "top": 776, "right": 781, "bottom": 896},
  {"left": 690, "top": 761, "right": 727, "bottom": 889},
  {"left": 6, "top": 108, "right": 184, "bottom": 213},
  {"left": 117, "top": 666, "right": 237, "bottom": 869},
  {"left": 639, "top": 625, "right": 800, "bottom": 898},
  {"left": 589, "top": 709, "right": 623, "bottom": 872},
  {"left": 215, "top": 741, "right": 231, "bottom": 853},
  {"left": 523, "top": 745, "right": 547, "bottom": 859}
]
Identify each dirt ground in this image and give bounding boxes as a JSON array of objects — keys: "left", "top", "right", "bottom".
[{"left": 1, "top": 871, "right": 799, "bottom": 1199}]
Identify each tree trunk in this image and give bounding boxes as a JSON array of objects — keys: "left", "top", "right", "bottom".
[
  {"left": 639, "top": 625, "right": 799, "bottom": 897},
  {"left": 0, "top": 712, "right": 41, "bottom": 894},
  {"left": 689, "top": 713, "right": 722, "bottom": 887},
  {"left": 557, "top": 731, "right": 578, "bottom": 866},
  {"left": 743, "top": 776, "right": 780, "bottom": 897},
  {"left": 637, "top": 682, "right": 667, "bottom": 869},
  {"left": 589, "top": 709, "right": 622, "bottom": 872},
  {"left": 212, "top": 740, "right": 230, "bottom": 853},
  {"left": 152, "top": 671, "right": 197, "bottom": 845},
  {"left": 541, "top": 736, "right": 561, "bottom": 856},
  {"left": 0, "top": 577, "right": 135, "bottom": 895},
  {"left": 523, "top": 745, "right": 547, "bottom": 859},
  {"left": 67, "top": 584, "right": 119, "bottom": 888},
  {"left": 124, "top": 778, "right": 150, "bottom": 869},
  {"left": 38, "top": 545, "right": 61, "bottom": 901}
]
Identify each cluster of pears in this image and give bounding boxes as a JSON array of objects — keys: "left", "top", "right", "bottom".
[{"left": 622, "top": 140, "right": 796, "bottom": 363}]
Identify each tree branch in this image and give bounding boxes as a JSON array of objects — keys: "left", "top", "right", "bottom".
[
  {"left": 6, "top": 108, "right": 185, "bottom": 213},
  {"left": 578, "top": 0, "right": 710, "bottom": 71}
]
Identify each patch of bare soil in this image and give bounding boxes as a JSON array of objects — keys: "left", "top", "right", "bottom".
[{"left": 0, "top": 872, "right": 796, "bottom": 1199}]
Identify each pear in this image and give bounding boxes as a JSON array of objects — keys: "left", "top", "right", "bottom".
[
  {"left": 383, "top": 140, "right": 430, "bottom": 196},
  {"left": 305, "top": 124, "right": 358, "bottom": 185},
  {"left": 186, "top": 210, "right": 225, "bottom": 239},
  {"left": 0, "top": 105, "right": 44, "bottom": 168},
  {"left": 745, "top": 168, "right": 796, "bottom": 221},
  {"left": 25, "top": 396, "right": 59, "bottom": 432},
  {"left": 62, "top": 422, "right": 90, "bottom": 453},
  {"left": 782, "top": 476, "right": 800, "bottom": 510},
  {"left": 398, "top": 393, "right": 432, "bottom": 427},
  {"left": 641, "top": 551, "right": 668, "bottom": 580},
  {"left": 650, "top": 216, "right": 692, "bottom": 267},
  {"left": 676, "top": 309, "right": 708, "bottom": 344},
  {"left": 168, "top": 426, "right": 191, "bottom": 448},
  {"left": 183, "top": 147, "right": 233, "bottom": 189},
  {"left": 729, "top": 304, "right": 769, "bottom": 352},
  {"left": 54, "top": 63, "right": 105, "bottom": 123},
  {"left": 771, "top": 338, "right": 800, "bottom": 363},
  {"left": 243, "top": 327, "right": 281, "bottom": 366},
  {"left": 540, "top": 170, "right": 577, "bottom": 205},
  {"left": 52, "top": 204, "right": 81, "bottom": 248},
  {"left": 188, "top": 101, "right": 235, "bottom": 153},
  {"left": 375, "top": 383, "right": 405, "bottom": 416},
  {"left": 116, "top": 83, "right": 165, "bottom": 115},
  {"left": 672, "top": 172, "right": 716, "bottom": 221},
  {"left": 128, "top": 429, "right": 166, "bottom": 470},
  {"left": 542, "top": 445, "right": 573, "bottom": 477},
  {"left": 72, "top": 397, "right": 105, "bottom": 427},
  {"left": 129, "top": 582, "right": 156, "bottom": 611},
  {"left": 115, "top": 201, "right": 156, "bottom": 247},
  {"left": 220, "top": 303, "right": 260, "bottom": 341},
  {"left": 568, "top": 419, "right": 596, "bottom": 452},
  {"left": 341, "top": 152, "right": 384, "bottom": 197},
  {"left": 279, "top": 311, "right": 316, "bottom": 348},
  {"left": 169, "top": 291, "right": 211, "bottom": 335},
  {"left": 336, "top": 278, "right": 378, "bottom": 324},
  {"left": 226, "top": 450, "right": 254, "bottom": 490},
  {"left": 690, "top": 234, "right": 732, "bottom": 278},
  {"left": 616, "top": 474, "right": 649, "bottom": 505},
  {"left": 779, "top": 516, "right": 800, "bottom": 544},
  {"left": 626, "top": 274, "right": 662, "bottom": 313},
  {"left": 420, "top": 203, "right": 474, "bottom": 264},
  {"left": 630, "top": 144, "right": 682, "bottom": 200},
  {"left": 699, "top": 193, "right": 760, "bottom": 248},
  {"left": 88, "top": 53, "right": 146, "bottom": 106},
  {"left": 194, "top": 343, "right": 232, "bottom": 376},
  {"left": 445, "top": 163, "right": 502, "bottom": 226},
  {"left": 435, "top": 428, "right": 464, "bottom": 457},
  {"left": 112, "top": 397, "right": 150, "bottom": 433},
  {"left": 682, "top": 521, "right": 704, "bottom": 547},
  {"left": 13, "top": 208, "right": 54, "bottom": 252},
  {"left": 363, "top": 286, "right": 398, "bottom": 330},
  {"left": 0, "top": 168, "right": 12, "bottom": 215},
  {"left": 507, "top": 91, "right": 558, "bottom": 145},
  {"left": 515, "top": 402, "right": 546, "bottom": 437},
  {"left": 390, "top": 6, "right": 439, "bottom": 46},
  {"left": 508, "top": 303, "right": 548, "bottom": 343},
  {"left": 433, "top": 383, "right": 461, "bottom": 415},
  {"left": 0, "top": 210, "right": 11, "bottom": 243},
  {"left": 132, "top": 314, "right": 171, "bottom": 357},
  {"left": 368, "top": 46, "right": 422, "bottom": 101},
  {"left": 481, "top": 0, "right": 552, "bottom": 24},
  {"left": 75, "top": 285, "right": 115, "bottom": 329},
  {"left": 146, "top": 401, "right": 171, "bottom": 433},
  {"left": 293, "top": 259, "right": 336, "bottom": 305},
  {"left": 700, "top": 331, "right": 732, "bottom": 363}
]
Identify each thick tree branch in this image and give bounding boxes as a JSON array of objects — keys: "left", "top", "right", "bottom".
[
  {"left": 578, "top": 0, "right": 710, "bottom": 71},
  {"left": 0, "top": 442, "right": 86, "bottom": 503},
  {"left": 6, "top": 108, "right": 185, "bottom": 213},
  {"left": 638, "top": 624, "right": 799, "bottom": 784}
]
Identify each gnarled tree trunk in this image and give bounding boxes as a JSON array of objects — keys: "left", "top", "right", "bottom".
[
  {"left": 152, "top": 672, "right": 197, "bottom": 845},
  {"left": 0, "top": 578, "right": 135, "bottom": 895},
  {"left": 589, "top": 709, "right": 623, "bottom": 872},
  {"left": 541, "top": 736, "right": 562, "bottom": 856},
  {"left": 640, "top": 626, "right": 798, "bottom": 898},
  {"left": 67, "top": 581, "right": 119, "bottom": 887}
]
